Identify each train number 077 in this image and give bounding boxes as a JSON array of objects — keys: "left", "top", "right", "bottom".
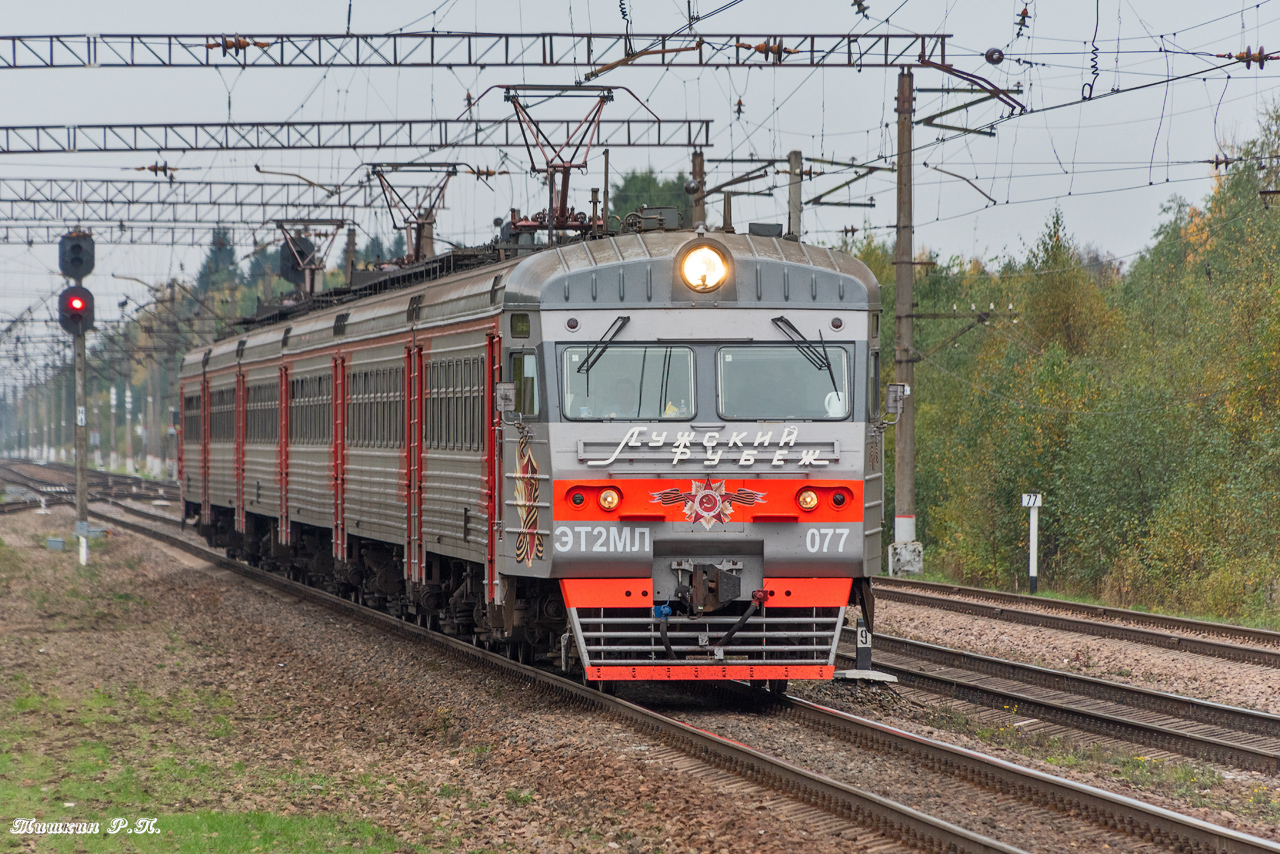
[{"left": 805, "top": 528, "right": 850, "bottom": 553}]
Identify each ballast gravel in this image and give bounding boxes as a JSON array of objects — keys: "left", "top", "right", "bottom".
[
  {"left": 0, "top": 505, "right": 894, "bottom": 854},
  {"left": 658, "top": 689, "right": 1175, "bottom": 854},
  {"left": 879, "top": 599, "right": 1280, "bottom": 715}
]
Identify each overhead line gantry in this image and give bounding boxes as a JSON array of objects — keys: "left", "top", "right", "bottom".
[
  {"left": 0, "top": 32, "right": 948, "bottom": 71},
  {"left": 0, "top": 116, "right": 711, "bottom": 155},
  {"left": 0, "top": 223, "right": 316, "bottom": 246},
  {"left": 0, "top": 178, "right": 373, "bottom": 225},
  {"left": 0, "top": 177, "right": 374, "bottom": 208}
]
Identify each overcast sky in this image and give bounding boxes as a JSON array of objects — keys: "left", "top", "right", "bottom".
[{"left": 2, "top": 0, "right": 1278, "bottom": 333}]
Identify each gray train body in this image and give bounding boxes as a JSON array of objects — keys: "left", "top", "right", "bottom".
[{"left": 180, "top": 228, "right": 882, "bottom": 684}]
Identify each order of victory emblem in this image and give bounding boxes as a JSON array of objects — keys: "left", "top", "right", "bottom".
[
  {"left": 512, "top": 430, "right": 544, "bottom": 566},
  {"left": 650, "top": 479, "right": 766, "bottom": 529}
]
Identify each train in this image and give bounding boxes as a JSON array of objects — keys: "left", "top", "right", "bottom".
[{"left": 179, "top": 212, "right": 883, "bottom": 690}]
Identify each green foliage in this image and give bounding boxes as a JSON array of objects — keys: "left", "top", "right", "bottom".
[
  {"left": 245, "top": 245, "right": 280, "bottom": 286},
  {"left": 360, "top": 235, "right": 389, "bottom": 264},
  {"left": 609, "top": 169, "right": 692, "bottom": 227},
  {"left": 870, "top": 103, "right": 1280, "bottom": 620},
  {"left": 194, "top": 226, "right": 243, "bottom": 294}
]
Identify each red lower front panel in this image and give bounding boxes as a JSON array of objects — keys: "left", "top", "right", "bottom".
[
  {"left": 560, "top": 577, "right": 851, "bottom": 608},
  {"left": 587, "top": 665, "right": 833, "bottom": 681},
  {"left": 564, "top": 578, "right": 849, "bottom": 682}
]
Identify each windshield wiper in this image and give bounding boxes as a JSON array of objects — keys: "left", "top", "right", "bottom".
[
  {"left": 771, "top": 315, "right": 839, "bottom": 393},
  {"left": 577, "top": 315, "right": 630, "bottom": 376}
]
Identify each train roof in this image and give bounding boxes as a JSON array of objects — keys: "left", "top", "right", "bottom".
[
  {"left": 183, "top": 230, "right": 878, "bottom": 375},
  {"left": 505, "top": 230, "right": 878, "bottom": 311}
]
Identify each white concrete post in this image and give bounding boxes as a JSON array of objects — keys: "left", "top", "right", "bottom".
[{"left": 1022, "top": 493, "right": 1042, "bottom": 594}]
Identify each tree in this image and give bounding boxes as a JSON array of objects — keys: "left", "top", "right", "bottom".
[
  {"left": 194, "top": 226, "right": 243, "bottom": 294},
  {"left": 609, "top": 170, "right": 692, "bottom": 227},
  {"left": 359, "top": 235, "right": 388, "bottom": 265},
  {"left": 246, "top": 246, "right": 279, "bottom": 286}
]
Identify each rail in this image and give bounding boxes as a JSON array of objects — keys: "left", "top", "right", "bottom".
[
  {"left": 876, "top": 585, "right": 1280, "bottom": 669},
  {"left": 83, "top": 497, "right": 1280, "bottom": 854},
  {"left": 850, "top": 635, "right": 1280, "bottom": 773}
]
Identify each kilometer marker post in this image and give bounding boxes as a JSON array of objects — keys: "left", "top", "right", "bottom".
[{"left": 1021, "top": 492, "right": 1042, "bottom": 594}]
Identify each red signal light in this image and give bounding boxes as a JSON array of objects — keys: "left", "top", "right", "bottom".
[{"left": 57, "top": 285, "right": 94, "bottom": 335}]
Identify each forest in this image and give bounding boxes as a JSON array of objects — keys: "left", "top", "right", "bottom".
[{"left": 856, "top": 107, "right": 1280, "bottom": 621}]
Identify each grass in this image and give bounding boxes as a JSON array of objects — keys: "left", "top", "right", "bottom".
[
  {"left": 0, "top": 533, "right": 440, "bottom": 854},
  {"left": 503, "top": 789, "right": 533, "bottom": 806},
  {"left": 437, "top": 783, "right": 465, "bottom": 799},
  {"left": 0, "top": 684, "right": 439, "bottom": 854}
]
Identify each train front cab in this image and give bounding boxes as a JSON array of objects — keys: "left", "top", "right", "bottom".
[{"left": 497, "top": 231, "right": 882, "bottom": 684}]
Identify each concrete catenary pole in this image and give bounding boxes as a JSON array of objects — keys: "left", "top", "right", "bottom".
[
  {"left": 125, "top": 384, "right": 134, "bottom": 474},
  {"left": 108, "top": 384, "right": 117, "bottom": 470},
  {"left": 891, "top": 69, "right": 922, "bottom": 575},
  {"left": 787, "top": 150, "right": 803, "bottom": 238},
  {"left": 74, "top": 331, "right": 87, "bottom": 524},
  {"left": 344, "top": 227, "right": 357, "bottom": 285},
  {"left": 691, "top": 150, "right": 706, "bottom": 228}
]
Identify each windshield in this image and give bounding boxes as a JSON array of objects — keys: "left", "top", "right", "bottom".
[
  {"left": 562, "top": 345, "right": 694, "bottom": 420},
  {"left": 718, "top": 345, "right": 850, "bottom": 420}
]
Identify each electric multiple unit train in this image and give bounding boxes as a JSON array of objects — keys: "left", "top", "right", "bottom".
[{"left": 180, "top": 220, "right": 882, "bottom": 688}]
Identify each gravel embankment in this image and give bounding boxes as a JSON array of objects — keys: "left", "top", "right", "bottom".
[
  {"left": 658, "top": 688, "right": 1174, "bottom": 854},
  {"left": 0, "top": 505, "right": 894, "bottom": 854},
  {"left": 879, "top": 599, "right": 1280, "bottom": 714}
]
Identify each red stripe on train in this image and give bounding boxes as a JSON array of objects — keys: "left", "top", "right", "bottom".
[
  {"left": 561, "top": 577, "right": 850, "bottom": 609},
  {"left": 586, "top": 665, "right": 833, "bottom": 681}
]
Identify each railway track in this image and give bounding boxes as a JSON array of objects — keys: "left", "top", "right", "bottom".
[
  {"left": 9, "top": 458, "right": 1278, "bottom": 852},
  {"left": 75, "top": 499, "right": 1280, "bottom": 854},
  {"left": 837, "top": 634, "right": 1280, "bottom": 774},
  {"left": 0, "top": 498, "right": 49, "bottom": 514},
  {"left": 0, "top": 460, "right": 176, "bottom": 504},
  {"left": 876, "top": 579, "right": 1280, "bottom": 670}
]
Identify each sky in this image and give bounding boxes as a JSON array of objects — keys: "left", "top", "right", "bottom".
[{"left": 1, "top": 0, "right": 1279, "bottom": 342}]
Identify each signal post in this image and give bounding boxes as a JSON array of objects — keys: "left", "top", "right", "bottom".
[{"left": 57, "top": 232, "right": 95, "bottom": 556}]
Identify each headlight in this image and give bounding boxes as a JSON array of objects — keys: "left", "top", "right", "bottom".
[
  {"left": 797, "top": 489, "right": 819, "bottom": 511},
  {"left": 598, "top": 488, "right": 621, "bottom": 511},
  {"left": 679, "top": 244, "right": 729, "bottom": 293}
]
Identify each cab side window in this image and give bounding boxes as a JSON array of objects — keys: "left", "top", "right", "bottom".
[
  {"left": 510, "top": 352, "right": 540, "bottom": 417},
  {"left": 868, "top": 350, "right": 881, "bottom": 421}
]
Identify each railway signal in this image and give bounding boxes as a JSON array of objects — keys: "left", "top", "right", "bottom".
[
  {"left": 57, "top": 285, "right": 95, "bottom": 335},
  {"left": 58, "top": 231, "right": 95, "bottom": 280},
  {"left": 56, "top": 231, "right": 95, "bottom": 554}
]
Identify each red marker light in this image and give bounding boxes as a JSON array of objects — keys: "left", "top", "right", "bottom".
[{"left": 69, "top": 297, "right": 84, "bottom": 310}]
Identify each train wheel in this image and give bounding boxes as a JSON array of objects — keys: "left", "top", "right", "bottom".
[{"left": 766, "top": 679, "right": 789, "bottom": 695}]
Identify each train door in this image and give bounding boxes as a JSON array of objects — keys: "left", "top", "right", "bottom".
[
  {"left": 176, "top": 381, "right": 186, "bottom": 505},
  {"left": 277, "top": 364, "right": 290, "bottom": 546},
  {"left": 234, "top": 371, "right": 247, "bottom": 534},
  {"left": 485, "top": 332, "right": 501, "bottom": 603},
  {"left": 405, "top": 343, "right": 424, "bottom": 582},
  {"left": 332, "top": 354, "right": 348, "bottom": 562},
  {"left": 500, "top": 346, "right": 545, "bottom": 573},
  {"left": 200, "top": 372, "right": 211, "bottom": 526}
]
